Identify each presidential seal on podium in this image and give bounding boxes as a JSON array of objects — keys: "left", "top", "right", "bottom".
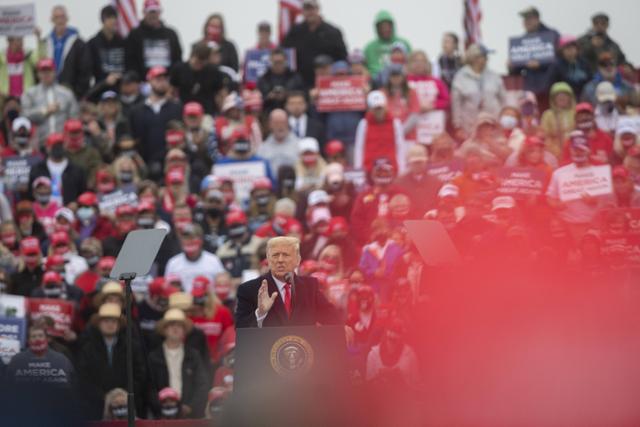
[{"left": 270, "top": 335, "right": 315, "bottom": 377}]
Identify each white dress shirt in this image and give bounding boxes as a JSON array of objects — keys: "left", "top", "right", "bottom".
[
  {"left": 163, "top": 344, "right": 184, "bottom": 395},
  {"left": 255, "top": 274, "right": 290, "bottom": 328},
  {"left": 289, "top": 114, "right": 308, "bottom": 139}
]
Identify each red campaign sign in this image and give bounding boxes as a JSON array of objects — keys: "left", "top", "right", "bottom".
[
  {"left": 496, "top": 167, "right": 547, "bottom": 199},
  {"left": 28, "top": 298, "right": 74, "bottom": 337},
  {"left": 315, "top": 76, "right": 366, "bottom": 112},
  {"left": 599, "top": 208, "right": 640, "bottom": 266}
]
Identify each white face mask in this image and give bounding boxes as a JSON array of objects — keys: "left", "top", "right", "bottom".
[{"left": 499, "top": 115, "right": 518, "bottom": 130}]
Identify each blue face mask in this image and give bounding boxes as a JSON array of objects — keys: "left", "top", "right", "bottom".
[{"left": 77, "top": 207, "right": 95, "bottom": 223}]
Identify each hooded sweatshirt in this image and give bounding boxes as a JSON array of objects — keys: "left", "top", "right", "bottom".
[
  {"left": 540, "top": 82, "right": 576, "bottom": 158},
  {"left": 364, "top": 11, "right": 411, "bottom": 76}
]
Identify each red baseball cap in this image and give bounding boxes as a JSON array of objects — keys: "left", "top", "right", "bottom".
[
  {"left": 183, "top": 102, "right": 204, "bottom": 117},
  {"left": 78, "top": 192, "right": 98, "bottom": 206},
  {"left": 64, "top": 118, "right": 83, "bottom": 133},
  {"left": 325, "top": 140, "right": 344, "bottom": 156},
  {"left": 137, "top": 199, "right": 156, "bottom": 213},
  {"left": 46, "top": 133, "right": 64, "bottom": 147},
  {"left": 158, "top": 387, "right": 179, "bottom": 402},
  {"left": 20, "top": 237, "right": 41, "bottom": 256},
  {"left": 166, "top": 129, "right": 185, "bottom": 147},
  {"left": 148, "top": 277, "right": 167, "bottom": 297},
  {"left": 225, "top": 209, "right": 247, "bottom": 226},
  {"left": 252, "top": 177, "right": 272, "bottom": 191},
  {"left": 37, "top": 58, "right": 55, "bottom": 71},
  {"left": 45, "top": 254, "right": 66, "bottom": 270},
  {"left": 523, "top": 135, "right": 545, "bottom": 147},
  {"left": 166, "top": 168, "right": 185, "bottom": 185},
  {"left": 328, "top": 216, "right": 349, "bottom": 234},
  {"left": 51, "top": 231, "right": 69, "bottom": 246},
  {"left": 191, "top": 276, "right": 209, "bottom": 298},
  {"left": 32, "top": 176, "right": 52, "bottom": 190},
  {"left": 97, "top": 256, "right": 116, "bottom": 271},
  {"left": 143, "top": 0, "right": 162, "bottom": 13},
  {"left": 43, "top": 270, "right": 62, "bottom": 285},
  {"left": 146, "top": 66, "right": 168, "bottom": 81},
  {"left": 116, "top": 204, "right": 136, "bottom": 217},
  {"left": 575, "top": 102, "right": 594, "bottom": 114}
]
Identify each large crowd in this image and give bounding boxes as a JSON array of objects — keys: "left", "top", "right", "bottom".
[{"left": 0, "top": 0, "right": 638, "bottom": 422}]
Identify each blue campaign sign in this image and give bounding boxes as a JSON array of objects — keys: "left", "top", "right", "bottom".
[
  {"left": 508, "top": 31, "right": 557, "bottom": 67},
  {"left": 243, "top": 48, "right": 296, "bottom": 84},
  {"left": 0, "top": 316, "right": 27, "bottom": 348}
]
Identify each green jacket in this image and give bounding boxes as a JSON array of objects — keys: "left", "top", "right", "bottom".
[
  {"left": 363, "top": 10, "right": 411, "bottom": 76},
  {"left": 67, "top": 145, "right": 102, "bottom": 188},
  {"left": 0, "top": 40, "right": 46, "bottom": 96}
]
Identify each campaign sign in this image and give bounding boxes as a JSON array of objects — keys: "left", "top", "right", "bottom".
[
  {"left": 28, "top": 298, "right": 74, "bottom": 338},
  {"left": 415, "top": 110, "right": 446, "bottom": 145},
  {"left": 0, "top": 316, "right": 27, "bottom": 347},
  {"left": 497, "top": 167, "right": 546, "bottom": 199},
  {"left": 0, "top": 294, "right": 26, "bottom": 318},
  {"left": 316, "top": 76, "right": 367, "bottom": 112},
  {"left": 0, "top": 337, "right": 21, "bottom": 364},
  {"left": 0, "top": 3, "right": 35, "bottom": 37},
  {"left": 426, "top": 159, "right": 464, "bottom": 183},
  {"left": 508, "top": 32, "right": 556, "bottom": 67},
  {"left": 98, "top": 189, "right": 138, "bottom": 215},
  {"left": 3, "top": 154, "right": 40, "bottom": 192},
  {"left": 343, "top": 168, "right": 367, "bottom": 191},
  {"left": 557, "top": 164, "right": 612, "bottom": 202},
  {"left": 599, "top": 208, "right": 640, "bottom": 267},
  {"left": 213, "top": 160, "right": 267, "bottom": 203},
  {"left": 243, "top": 48, "right": 296, "bottom": 84}
]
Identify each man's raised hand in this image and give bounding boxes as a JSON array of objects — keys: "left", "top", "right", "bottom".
[{"left": 257, "top": 279, "right": 278, "bottom": 317}]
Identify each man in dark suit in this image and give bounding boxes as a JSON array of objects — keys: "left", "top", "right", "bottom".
[
  {"left": 286, "top": 91, "right": 326, "bottom": 150},
  {"left": 235, "top": 236, "right": 341, "bottom": 328}
]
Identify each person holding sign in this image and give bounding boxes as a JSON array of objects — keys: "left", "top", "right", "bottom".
[
  {"left": 547, "top": 130, "right": 614, "bottom": 242},
  {"left": 0, "top": 27, "right": 44, "bottom": 98},
  {"left": 561, "top": 103, "right": 612, "bottom": 165}
]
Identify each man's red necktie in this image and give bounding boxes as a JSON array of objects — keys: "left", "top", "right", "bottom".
[{"left": 283, "top": 282, "right": 292, "bottom": 317}]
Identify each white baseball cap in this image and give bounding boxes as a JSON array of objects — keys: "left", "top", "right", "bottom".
[
  {"left": 307, "top": 190, "right": 330, "bottom": 206},
  {"left": 491, "top": 196, "right": 516, "bottom": 211},
  {"left": 12, "top": 116, "right": 31, "bottom": 133},
  {"left": 367, "top": 90, "right": 387, "bottom": 109},
  {"left": 298, "top": 137, "right": 320, "bottom": 154},
  {"left": 438, "top": 183, "right": 459, "bottom": 199}
]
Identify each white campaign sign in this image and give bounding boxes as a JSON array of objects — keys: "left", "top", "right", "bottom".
[
  {"left": 557, "top": 164, "right": 613, "bottom": 202},
  {"left": 0, "top": 3, "right": 35, "bottom": 37},
  {"left": 0, "top": 337, "right": 20, "bottom": 364},
  {"left": 213, "top": 160, "right": 267, "bottom": 202},
  {"left": 415, "top": 110, "right": 445, "bottom": 145}
]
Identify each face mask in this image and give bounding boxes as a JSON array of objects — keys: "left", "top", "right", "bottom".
[
  {"left": 137, "top": 217, "right": 154, "bottom": 228},
  {"left": 50, "top": 144, "right": 65, "bottom": 161},
  {"left": 233, "top": 140, "right": 250, "bottom": 154},
  {"left": 161, "top": 405, "right": 179, "bottom": 418},
  {"left": 77, "top": 207, "right": 95, "bottom": 223},
  {"left": 228, "top": 225, "right": 247, "bottom": 239},
  {"left": 602, "top": 101, "right": 615, "bottom": 114},
  {"left": 85, "top": 255, "right": 100, "bottom": 267},
  {"left": 282, "top": 178, "right": 295, "bottom": 189},
  {"left": 373, "top": 176, "right": 393, "bottom": 186},
  {"left": 499, "top": 115, "right": 518, "bottom": 130},
  {"left": 2, "top": 234, "right": 16, "bottom": 248},
  {"left": 30, "top": 338, "right": 48, "bottom": 354},
  {"left": 24, "top": 255, "right": 40, "bottom": 269},
  {"left": 14, "top": 136, "right": 29, "bottom": 148},
  {"left": 111, "top": 406, "right": 128, "bottom": 420},
  {"left": 302, "top": 153, "right": 317, "bottom": 166},
  {"left": 120, "top": 149, "right": 137, "bottom": 157},
  {"left": 576, "top": 121, "right": 593, "bottom": 133},
  {"left": 255, "top": 195, "right": 270, "bottom": 206},
  {"left": 207, "top": 207, "right": 223, "bottom": 218},
  {"left": 35, "top": 194, "right": 51, "bottom": 205},
  {"left": 153, "top": 87, "right": 168, "bottom": 97},
  {"left": 43, "top": 285, "right": 62, "bottom": 298},
  {"left": 66, "top": 135, "right": 83, "bottom": 150},
  {"left": 183, "top": 240, "right": 203, "bottom": 258},
  {"left": 119, "top": 171, "right": 134, "bottom": 183},
  {"left": 6, "top": 109, "right": 19, "bottom": 121},
  {"left": 571, "top": 150, "right": 589, "bottom": 163},
  {"left": 121, "top": 94, "right": 137, "bottom": 104}
]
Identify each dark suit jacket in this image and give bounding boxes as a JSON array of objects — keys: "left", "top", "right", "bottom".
[
  {"left": 28, "top": 159, "right": 87, "bottom": 205},
  {"left": 235, "top": 272, "right": 341, "bottom": 328},
  {"left": 305, "top": 116, "right": 326, "bottom": 150}
]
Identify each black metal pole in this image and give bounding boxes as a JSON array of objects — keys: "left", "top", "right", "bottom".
[{"left": 122, "top": 274, "right": 136, "bottom": 427}]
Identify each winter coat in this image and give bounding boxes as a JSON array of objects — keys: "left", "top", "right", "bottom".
[
  {"left": 364, "top": 10, "right": 412, "bottom": 76},
  {"left": 540, "top": 82, "right": 576, "bottom": 157},
  {"left": 508, "top": 23, "right": 559, "bottom": 95},
  {"left": 45, "top": 28, "right": 92, "bottom": 98},
  {"left": 0, "top": 41, "right": 45, "bottom": 96},
  {"left": 451, "top": 65, "right": 506, "bottom": 134},
  {"left": 21, "top": 83, "right": 79, "bottom": 146},
  {"left": 28, "top": 158, "right": 87, "bottom": 205},
  {"left": 87, "top": 30, "right": 126, "bottom": 83},
  {"left": 354, "top": 112, "right": 406, "bottom": 173}
]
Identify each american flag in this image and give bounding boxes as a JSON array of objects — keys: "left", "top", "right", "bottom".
[
  {"left": 112, "top": 0, "right": 139, "bottom": 37},
  {"left": 278, "top": 0, "right": 303, "bottom": 43},
  {"left": 463, "top": 0, "right": 482, "bottom": 47}
]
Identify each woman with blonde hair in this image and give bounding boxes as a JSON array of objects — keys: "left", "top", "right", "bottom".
[
  {"left": 102, "top": 388, "right": 129, "bottom": 420},
  {"left": 112, "top": 155, "right": 141, "bottom": 191}
]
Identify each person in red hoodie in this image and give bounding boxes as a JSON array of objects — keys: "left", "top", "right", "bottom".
[
  {"left": 350, "top": 157, "right": 406, "bottom": 245},
  {"left": 354, "top": 90, "right": 407, "bottom": 173},
  {"left": 187, "top": 275, "right": 234, "bottom": 366},
  {"left": 561, "top": 102, "right": 613, "bottom": 165}
]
